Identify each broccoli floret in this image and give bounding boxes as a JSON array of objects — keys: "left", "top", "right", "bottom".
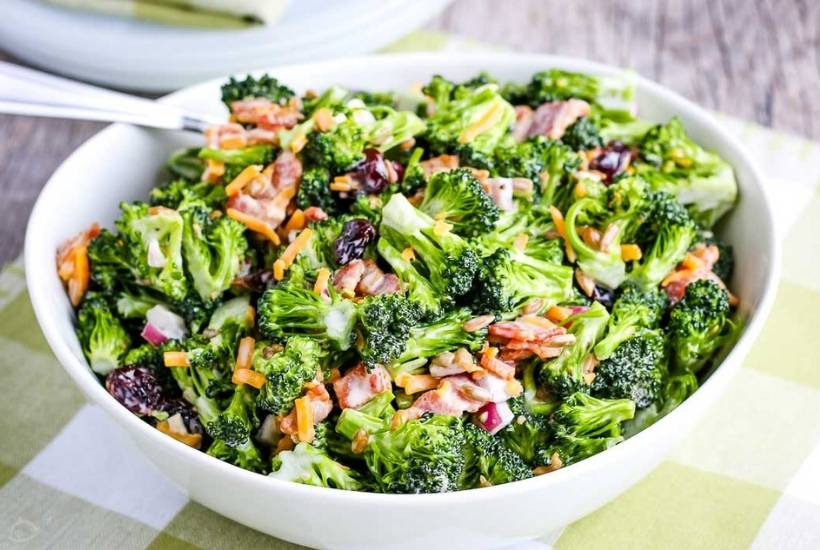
[
  {"left": 623, "top": 372, "right": 698, "bottom": 437},
  {"left": 340, "top": 411, "right": 466, "bottom": 494},
  {"left": 179, "top": 201, "right": 248, "bottom": 302},
  {"left": 365, "top": 107, "right": 426, "bottom": 153},
  {"left": 669, "top": 279, "right": 735, "bottom": 373},
  {"left": 76, "top": 292, "right": 130, "bottom": 376},
  {"left": 349, "top": 195, "right": 383, "bottom": 226},
  {"left": 171, "top": 293, "right": 214, "bottom": 334},
  {"left": 388, "top": 309, "right": 486, "bottom": 378},
  {"left": 169, "top": 345, "right": 224, "bottom": 427},
  {"left": 499, "top": 394, "right": 554, "bottom": 465},
  {"left": 541, "top": 302, "right": 610, "bottom": 398},
  {"left": 543, "top": 392, "right": 635, "bottom": 467},
  {"left": 460, "top": 423, "right": 532, "bottom": 489},
  {"left": 270, "top": 442, "right": 364, "bottom": 490},
  {"left": 351, "top": 89, "right": 398, "bottom": 108},
  {"left": 398, "top": 147, "right": 427, "bottom": 196},
  {"left": 696, "top": 229, "right": 735, "bottom": 282},
  {"left": 424, "top": 82, "right": 515, "bottom": 158},
  {"left": 303, "top": 118, "right": 366, "bottom": 174},
  {"left": 253, "top": 336, "right": 326, "bottom": 415},
  {"left": 166, "top": 147, "right": 205, "bottom": 182},
  {"left": 302, "top": 85, "right": 351, "bottom": 117},
  {"left": 122, "top": 343, "right": 163, "bottom": 369},
  {"left": 257, "top": 266, "right": 357, "bottom": 351},
  {"left": 593, "top": 284, "right": 668, "bottom": 360},
  {"left": 87, "top": 229, "right": 133, "bottom": 293},
  {"left": 605, "top": 174, "right": 652, "bottom": 243},
  {"left": 561, "top": 117, "right": 604, "bottom": 151},
  {"left": 150, "top": 179, "right": 226, "bottom": 210},
  {"left": 591, "top": 330, "right": 666, "bottom": 408},
  {"left": 115, "top": 288, "right": 164, "bottom": 318},
  {"left": 564, "top": 198, "right": 626, "bottom": 289},
  {"left": 221, "top": 74, "right": 294, "bottom": 109},
  {"left": 636, "top": 118, "right": 737, "bottom": 227},
  {"left": 296, "top": 166, "right": 338, "bottom": 214},
  {"left": 357, "top": 294, "right": 423, "bottom": 368},
  {"left": 207, "top": 438, "right": 266, "bottom": 473},
  {"left": 470, "top": 246, "right": 575, "bottom": 316},
  {"left": 376, "top": 238, "right": 441, "bottom": 316},
  {"left": 380, "top": 193, "right": 480, "bottom": 302},
  {"left": 300, "top": 218, "right": 343, "bottom": 271},
  {"left": 206, "top": 385, "right": 258, "bottom": 448},
  {"left": 116, "top": 202, "right": 188, "bottom": 301},
  {"left": 506, "top": 69, "right": 599, "bottom": 107},
  {"left": 198, "top": 146, "right": 276, "bottom": 183},
  {"left": 418, "top": 168, "right": 499, "bottom": 238},
  {"left": 628, "top": 191, "right": 698, "bottom": 290}
]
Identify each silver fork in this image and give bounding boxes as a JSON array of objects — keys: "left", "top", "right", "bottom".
[{"left": 0, "top": 61, "right": 221, "bottom": 132}]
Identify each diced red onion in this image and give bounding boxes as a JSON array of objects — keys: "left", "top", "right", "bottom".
[
  {"left": 146, "top": 238, "right": 166, "bottom": 268},
  {"left": 140, "top": 322, "right": 168, "bottom": 346},
  {"left": 143, "top": 305, "right": 188, "bottom": 345},
  {"left": 473, "top": 401, "right": 514, "bottom": 435}
]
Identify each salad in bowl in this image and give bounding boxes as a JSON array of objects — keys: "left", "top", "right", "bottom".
[{"left": 55, "top": 68, "right": 740, "bottom": 494}]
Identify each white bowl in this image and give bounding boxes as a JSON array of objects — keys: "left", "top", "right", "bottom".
[{"left": 24, "top": 53, "right": 780, "bottom": 550}]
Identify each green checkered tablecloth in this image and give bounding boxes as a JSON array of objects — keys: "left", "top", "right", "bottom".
[{"left": 2, "top": 31, "right": 820, "bottom": 550}]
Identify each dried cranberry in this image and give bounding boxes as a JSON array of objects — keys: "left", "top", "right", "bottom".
[
  {"left": 161, "top": 398, "right": 203, "bottom": 434},
  {"left": 334, "top": 219, "right": 377, "bottom": 265},
  {"left": 106, "top": 365, "right": 163, "bottom": 416},
  {"left": 353, "top": 149, "right": 389, "bottom": 194},
  {"left": 590, "top": 141, "right": 632, "bottom": 182},
  {"left": 592, "top": 285, "right": 616, "bottom": 309},
  {"left": 232, "top": 269, "right": 275, "bottom": 293}
]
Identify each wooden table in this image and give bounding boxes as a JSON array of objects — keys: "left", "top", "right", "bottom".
[{"left": 1, "top": 0, "right": 817, "bottom": 266}]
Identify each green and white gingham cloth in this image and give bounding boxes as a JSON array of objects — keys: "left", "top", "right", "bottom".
[{"left": 2, "top": 31, "right": 820, "bottom": 550}]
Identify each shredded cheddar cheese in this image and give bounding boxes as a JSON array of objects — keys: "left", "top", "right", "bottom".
[
  {"left": 226, "top": 208, "right": 280, "bottom": 244},
  {"left": 295, "top": 395, "right": 315, "bottom": 443},
  {"left": 163, "top": 351, "right": 190, "bottom": 368},
  {"left": 225, "top": 164, "right": 262, "bottom": 196}
]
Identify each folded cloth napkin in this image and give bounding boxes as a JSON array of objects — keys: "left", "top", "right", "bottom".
[
  {"left": 43, "top": 0, "right": 290, "bottom": 28},
  {"left": 2, "top": 31, "right": 820, "bottom": 550}
]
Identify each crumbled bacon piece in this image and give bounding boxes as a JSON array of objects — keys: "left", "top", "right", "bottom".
[
  {"left": 332, "top": 259, "right": 400, "bottom": 297},
  {"left": 483, "top": 177, "right": 516, "bottom": 212},
  {"left": 303, "top": 206, "right": 328, "bottom": 222},
  {"left": 662, "top": 244, "right": 736, "bottom": 304},
  {"left": 488, "top": 315, "right": 576, "bottom": 362},
  {"left": 517, "top": 99, "right": 592, "bottom": 141},
  {"left": 419, "top": 155, "right": 460, "bottom": 179},
  {"left": 230, "top": 98, "right": 303, "bottom": 131},
  {"left": 333, "top": 364, "right": 392, "bottom": 410}
]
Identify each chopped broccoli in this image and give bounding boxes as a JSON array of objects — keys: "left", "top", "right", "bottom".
[
  {"left": 669, "top": 279, "right": 735, "bottom": 373},
  {"left": 591, "top": 330, "right": 666, "bottom": 408},
  {"left": 253, "top": 336, "right": 326, "bottom": 415},
  {"left": 499, "top": 394, "right": 554, "bottom": 465},
  {"left": 115, "top": 288, "right": 164, "bottom": 319},
  {"left": 303, "top": 118, "right": 365, "bottom": 174},
  {"left": 150, "top": 179, "right": 226, "bottom": 210},
  {"left": 380, "top": 193, "right": 480, "bottom": 302},
  {"left": 166, "top": 147, "right": 205, "bottom": 182},
  {"left": 541, "top": 302, "right": 610, "bottom": 397},
  {"left": 365, "top": 107, "right": 426, "bottom": 152},
  {"left": 593, "top": 284, "right": 668, "bottom": 360},
  {"left": 561, "top": 117, "right": 604, "bottom": 151},
  {"left": 357, "top": 294, "right": 423, "bottom": 368},
  {"left": 295, "top": 166, "right": 338, "bottom": 214},
  {"left": 221, "top": 74, "right": 294, "bottom": 108},
  {"left": 623, "top": 371, "right": 698, "bottom": 437},
  {"left": 270, "top": 442, "right": 364, "bottom": 490},
  {"left": 398, "top": 147, "right": 427, "bottom": 196},
  {"left": 180, "top": 201, "right": 248, "bottom": 302},
  {"left": 543, "top": 392, "right": 635, "bottom": 466},
  {"left": 628, "top": 191, "right": 698, "bottom": 290},
  {"left": 564, "top": 198, "right": 626, "bottom": 289},
  {"left": 696, "top": 229, "right": 735, "bottom": 282},
  {"left": 87, "top": 228, "right": 134, "bottom": 293},
  {"left": 257, "top": 266, "right": 357, "bottom": 351},
  {"left": 116, "top": 202, "right": 188, "bottom": 301},
  {"left": 460, "top": 423, "right": 532, "bottom": 488},
  {"left": 493, "top": 136, "right": 581, "bottom": 201},
  {"left": 206, "top": 384, "right": 258, "bottom": 448},
  {"left": 76, "top": 292, "right": 130, "bottom": 375},
  {"left": 418, "top": 168, "right": 499, "bottom": 238},
  {"left": 207, "top": 438, "right": 266, "bottom": 473},
  {"left": 505, "top": 69, "right": 599, "bottom": 106},
  {"left": 636, "top": 118, "right": 737, "bottom": 227}
]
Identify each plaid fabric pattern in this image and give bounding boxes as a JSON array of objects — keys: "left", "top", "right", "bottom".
[{"left": 2, "top": 32, "right": 819, "bottom": 549}]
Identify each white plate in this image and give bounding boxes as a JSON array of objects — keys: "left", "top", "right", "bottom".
[
  {"left": 25, "top": 53, "right": 779, "bottom": 549},
  {"left": 0, "top": 0, "right": 451, "bottom": 92}
]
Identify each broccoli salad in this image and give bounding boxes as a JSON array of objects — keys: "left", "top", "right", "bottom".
[{"left": 56, "top": 69, "right": 740, "bottom": 493}]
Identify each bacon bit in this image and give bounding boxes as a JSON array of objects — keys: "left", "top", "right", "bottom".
[
  {"left": 156, "top": 420, "right": 202, "bottom": 448},
  {"left": 329, "top": 368, "right": 341, "bottom": 383},
  {"left": 575, "top": 268, "right": 596, "bottom": 298},
  {"left": 163, "top": 351, "right": 190, "bottom": 368},
  {"left": 303, "top": 207, "right": 328, "bottom": 222},
  {"left": 334, "top": 364, "right": 391, "bottom": 409},
  {"left": 232, "top": 368, "right": 266, "bottom": 389},
  {"left": 401, "top": 247, "right": 416, "bottom": 262},
  {"left": 313, "top": 107, "right": 335, "bottom": 132},
  {"left": 621, "top": 244, "right": 642, "bottom": 261},
  {"left": 599, "top": 223, "right": 619, "bottom": 252},
  {"left": 313, "top": 267, "right": 331, "bottom": 300},
  {"left": 295, "top": 395, "right": 315, "bottom": 443},
  {"left": 480, "top": 348, "right": 516, "bottom": 379},
  {"left": 580, "top": 226, "right": 602, "bottom": 249},
  {"left": 581, "top": 354, "right": 599, "bottom": 385},
  {"left": 662, "top": 244, "right": 738, "bottom": 304},
  {"left": 459, "top": 102, "right": 504, "bottom": 144},
  {"left": 283, "top": 209, "right": 306, "bottom": 233},
  {"left": 527, "top": 99, "right": 591, "bottom": 140},
  {"left": 433, "top": 219, "right": 453, "bottom": 237},
  {"left": 513, "top": 233, "right": 529, "bottom": 252},
  {"left": 464, "top": 315, "right": 495, "bottom": 333},
  {"left": 546, "top": 306, "right": 573, "bottom": 323},
  {"left": 273, "top": 259, "right": 286, "bottom": 281},
  {"left": 233, "top": 336, "right": 255, "bottom": 372},
  {"left": 226, "top": 208, "right": 281, "bottom": 244},
  {"left": 351, "top": 429, "right": 369, "bottom": 454},
  {"left": 395, "top": 373, "right": 439, "bottom": 395},
  {"left": 56, "top": 223, "right": 100, "bottom": 306},
  {"left": 225, "top": 164, "right": 262, "bottom": 196}
]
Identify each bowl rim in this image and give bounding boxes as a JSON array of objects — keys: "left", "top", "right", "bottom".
[{"left": 24, "top": 52, "right": 781, "bottom": 505}]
